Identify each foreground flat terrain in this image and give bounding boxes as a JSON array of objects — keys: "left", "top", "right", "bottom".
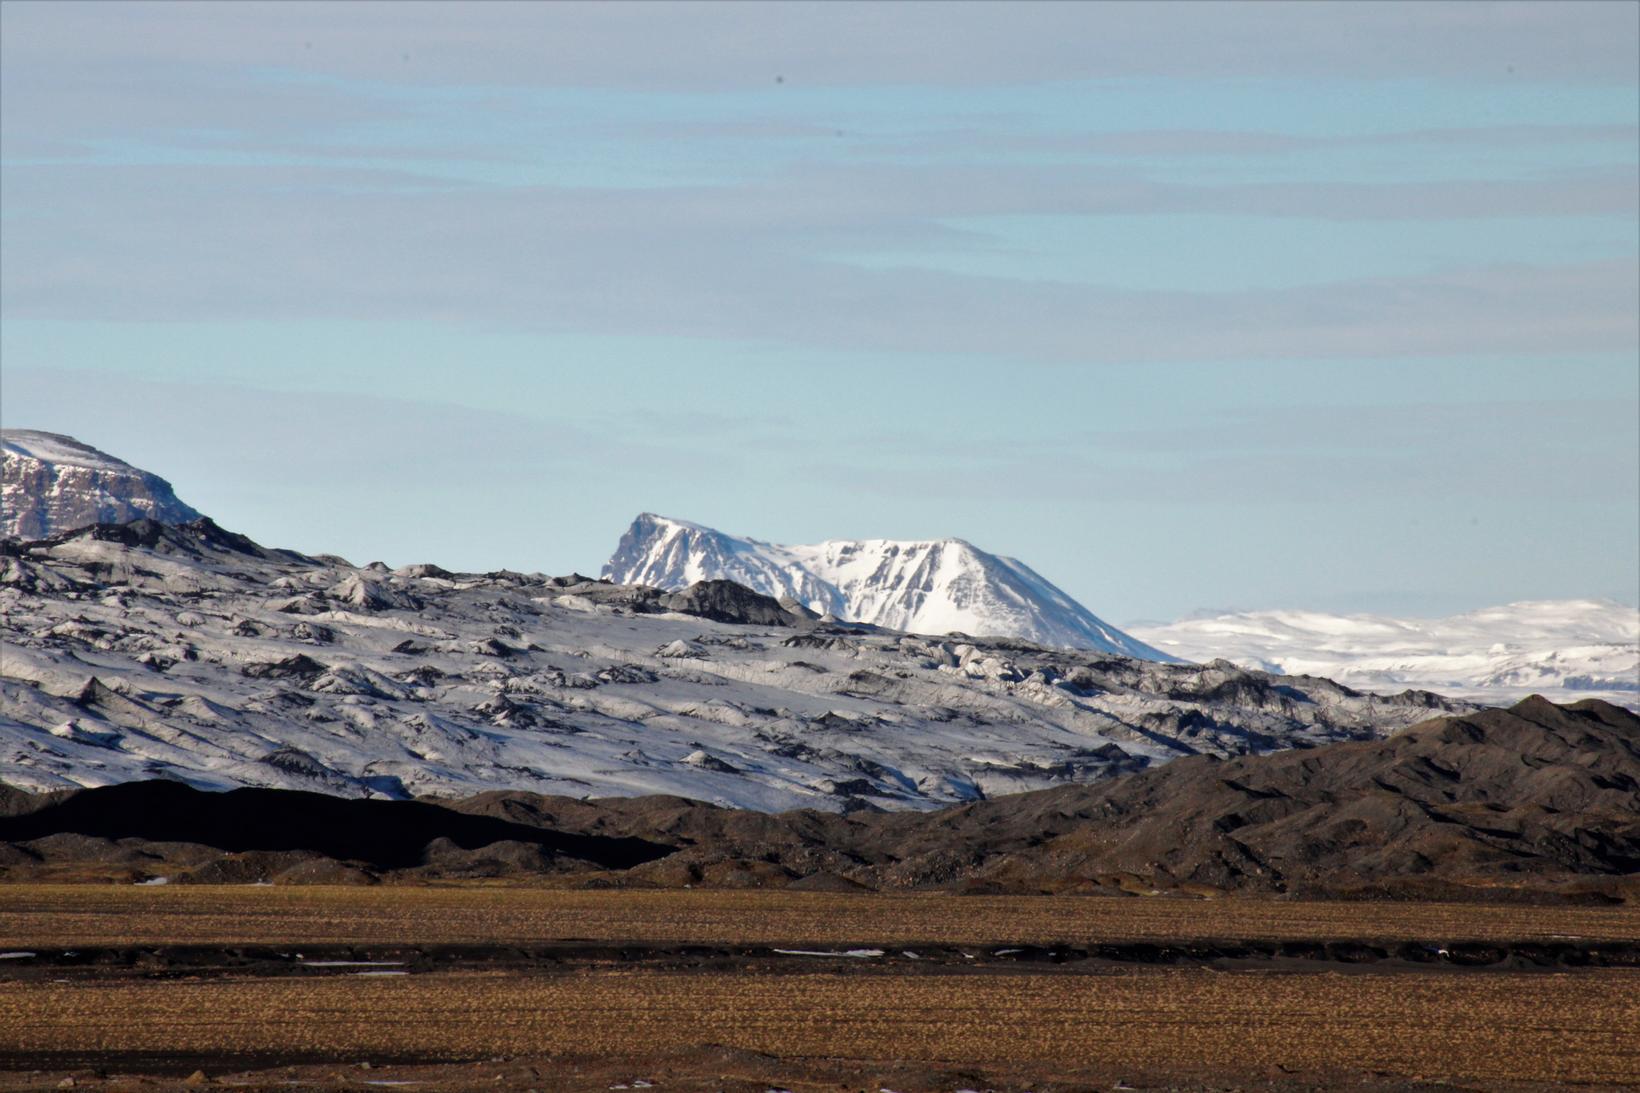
[
  {"left": 4, "top": 968, "right": 1638, "bottom": 1090},
  {"left": 2, "top": 886, "right": 1638, "bottom": 1090},
  {"left": 5, "top": 884, "right": 1639, "bottom": 947}
]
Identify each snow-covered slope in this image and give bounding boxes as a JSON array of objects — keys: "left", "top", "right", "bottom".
[
  {"left": 2, "top": 430, "right": 200, "bottom": 541},
  {"left": 1131, "top": 600, "right": 1640, "bottom": 709},
  {"left": 603, "top": 514, "right": 1173, "bottom": 661},
  {"left": 0, "top": 518, "right": 1459, "bottom": 808}
]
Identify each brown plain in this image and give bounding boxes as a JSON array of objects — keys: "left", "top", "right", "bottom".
[
  {"left": 5, "top": 883, "right": 1640, "bottom": 947},
  {"left": 4, "top": 968, "right": 1639, "bottom": 1088},
  {"left": 3, "top": 885, "right": 1640, "bottom": 1089}
]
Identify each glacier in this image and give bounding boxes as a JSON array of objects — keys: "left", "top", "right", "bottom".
[
  {"left": 0, "top": 518, "right": 1460, "bottom": 809},
  {"left": 1131, "top": 600, "right": 1640, "bottom": 710}
]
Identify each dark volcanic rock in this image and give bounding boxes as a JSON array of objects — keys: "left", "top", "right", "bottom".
[
  {"left": 242, "top": 654, "right": 329, "bottom": 680},
  {"left": 447, "top": 697, "right": 1640, "bottom": 899},
  {"left": 11, "top": 515, "right": 309, "bottom": 568},
  {"left": 663, "top": 580, "right": 801, "bottom": 626}
]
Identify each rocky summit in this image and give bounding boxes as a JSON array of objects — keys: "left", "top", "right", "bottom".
[
  {"left": 604, "top": 512, "right": 1173, "bottom": 659},
  {"left": 1, "top": 430, "right": 201, "bottom": 540}
]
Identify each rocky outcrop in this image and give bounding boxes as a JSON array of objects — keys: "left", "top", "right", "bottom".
[
  {"left": 662, "top": 580, "right": 799, "bottom": 626},
  {"left": 2, "top": 430, "right": 201, "bottom": 540}
]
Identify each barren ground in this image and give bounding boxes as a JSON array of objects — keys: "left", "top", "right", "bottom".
[
  {"left": 6, "top": 884, "right": 1639, "bottom": 946},
  {"left": 1, "top": 887, "right": 1637, "bottom": 1090}
]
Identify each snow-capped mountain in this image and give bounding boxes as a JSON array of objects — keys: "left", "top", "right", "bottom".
[
  {"left": 603, "top": 514, "right": 1174, "bottom": 661},
  {"left": 2, "top": 430, "right": 200, "bottom": 541},
  {"left": 1131, "top": 600, "right": 1640, "bottom": 709}
]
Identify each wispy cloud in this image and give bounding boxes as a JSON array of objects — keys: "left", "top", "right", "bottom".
[
  {"left": 5, "top": 155, "right": 1633, "bottom": 363},
  {"left": 3, "top": 0, "right": 1636, "bottom": 618},
  {"left": 968, "top": 124, "right": 1640, "bottom": 159},
  {"left": 4, "top": 1, "right": 1636, "bottom": 89}
]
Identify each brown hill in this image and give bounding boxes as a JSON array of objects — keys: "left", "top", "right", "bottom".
[
  {"left": 453, "top": 697, "right": 1639, "bottom": 899},
  {"left": 3, "top": 698, "right": 1636, "bottom": 899}
]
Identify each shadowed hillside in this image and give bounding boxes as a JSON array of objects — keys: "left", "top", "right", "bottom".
[{"left": 3, "top": 698, "right": 1635, "bottom": 899}]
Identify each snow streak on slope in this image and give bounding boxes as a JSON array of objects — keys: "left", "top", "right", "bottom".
[
  {"left": 603, "top": 514, "right": 1174, "bottom": 661},
  {"left": 1131, "top": 600, "right": 1640, "bottom": 709},
  {"left": 2, "top": 430, "right": 201, "bottom": 540}
]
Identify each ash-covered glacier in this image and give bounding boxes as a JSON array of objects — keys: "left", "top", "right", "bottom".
[{"left": 1, "top": 515, "right": 1462, "bottom": 809}]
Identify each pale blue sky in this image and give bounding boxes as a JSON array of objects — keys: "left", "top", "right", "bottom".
[{"left": 2, "top": 1, "right": 1636, "bottom": 621}]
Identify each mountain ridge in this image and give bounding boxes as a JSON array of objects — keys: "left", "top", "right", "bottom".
[{"left": 604, "top": 512, "right": 1174, "bottom": 661}]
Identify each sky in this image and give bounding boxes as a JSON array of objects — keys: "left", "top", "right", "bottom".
[{"left": 1, "top": 0, "right": 1636, "bottom": 623}]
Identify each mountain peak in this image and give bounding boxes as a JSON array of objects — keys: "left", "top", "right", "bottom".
[
  {"left": 2, "top": 429, "right": 135, "bottom": 472},
  {"left": 2, "top": 429, "right": 202, "bottom": 541},
  {"left": 635, "top": 512, "right": 706, "bottom": 531},
  {"left": 603, "top": 514, "right": 1175, "bottom": 660}
]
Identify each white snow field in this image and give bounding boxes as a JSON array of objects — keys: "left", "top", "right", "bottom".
[
  {"left": 603, "top": 513, "right": 1173, "bottom": 660},
  {"left": 1131, "top": 600, "right": 1640, "bottom": 710},
  {"left": 0, "top": 519, "right": 1459, "bottom": 809},
  {"left": 2, "top": 431, "right": 137, "bottom": 470}
]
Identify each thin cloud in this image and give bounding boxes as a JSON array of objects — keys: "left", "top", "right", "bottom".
[
  {"left": 5, "top": 156, "right": 1634, "bottom": 363},
  {"left": 4, "top": 1, "right": 1636, "bottom": 89}
]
